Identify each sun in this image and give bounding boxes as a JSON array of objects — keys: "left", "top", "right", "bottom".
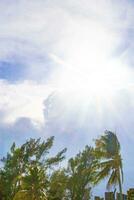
[{"left": 50, "top": 20, "right": 132, "bottom": 103}]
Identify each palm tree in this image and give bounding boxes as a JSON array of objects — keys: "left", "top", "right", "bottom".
[{"left": 94, "top": 131, "right": 123, "bottom": 200}]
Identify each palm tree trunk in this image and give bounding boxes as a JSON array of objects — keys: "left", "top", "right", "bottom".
[{"left": 118, "top": 169, "right": 123, "bottom": 200}]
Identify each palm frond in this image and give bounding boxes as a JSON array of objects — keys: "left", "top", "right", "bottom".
[
  {"left": 94, "top": 165, "right": 111, "bottom": 184},
  {"left": 106, "top": 169, "right": 118, "bottom": 190}
]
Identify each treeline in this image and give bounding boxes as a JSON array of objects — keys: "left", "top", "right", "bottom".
[{"left": 0, "top": 131, "right": 123, "bottom": 200}]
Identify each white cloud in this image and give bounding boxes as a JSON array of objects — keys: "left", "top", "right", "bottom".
[
  {"left": 0, "top": 0, "right": 132, "bottom": 61},
  {"left": 0, "top": 80, "right": 52, "bottom": 124},
  {"left": 0, "top": 0, "right": 134, "bottom": 125}
]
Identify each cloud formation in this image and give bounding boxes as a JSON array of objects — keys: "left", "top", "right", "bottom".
[{"left": 0, "top": 80, "right": 52, "bottom": 123}]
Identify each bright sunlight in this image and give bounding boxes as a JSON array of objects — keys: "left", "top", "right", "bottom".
[{"left": 51, "top": 20, "right": 132, "bottom": 101}]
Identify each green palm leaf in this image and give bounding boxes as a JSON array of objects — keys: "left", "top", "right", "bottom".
[{"left": 94, "top": 131, "right": 123, "bottom": 200}]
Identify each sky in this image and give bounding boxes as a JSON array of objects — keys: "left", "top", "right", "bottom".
[{"left": 0, "top": 0, "right": 134, "bottom": 197}]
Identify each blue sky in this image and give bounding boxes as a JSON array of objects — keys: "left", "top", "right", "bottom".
[{"left": 0, "top": 0, "right": 134, "bottom": 197}]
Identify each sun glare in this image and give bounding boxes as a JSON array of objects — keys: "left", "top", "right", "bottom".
[
  {"left": 56, "top": 60, "right": 129, "bottom": 99},
  {"left": 51, "top": 20, "right": 132, "bottom": 104}
]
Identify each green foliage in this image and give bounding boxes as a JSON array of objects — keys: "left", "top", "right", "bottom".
[
  {"left": 47, "top": 170, "right": 68, "bottom": 200},
  {"left": 13, "top": 163, "right": 47, "bottom": 200},
  {"left": 94, "top": 131, "right": 123, "bottom": 200},
  {"left": 66, "top": 146, "right": 96, "bottom": 200},
  {"left": 0, "top": 137, "right": 66, "bottom": 200},
  {"left": 0, "top": 131, "right": 124, "bottom": 200}
]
